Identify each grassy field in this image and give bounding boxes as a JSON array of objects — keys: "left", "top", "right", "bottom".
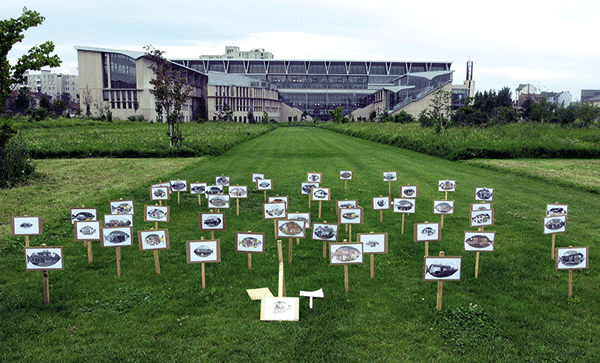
[{"left": 2, "top": 127, "right": 600, "bottom": 362}]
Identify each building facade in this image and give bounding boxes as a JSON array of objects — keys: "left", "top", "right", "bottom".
[{"left": 22, "top": 70, "right": 78, "bottom": 102}]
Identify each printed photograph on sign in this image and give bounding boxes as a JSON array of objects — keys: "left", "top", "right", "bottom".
[
  {"left": 438, "top": 180, "right": 456, "bottom": 192},
  {"left": 252, "top": 173, "right": 265, "bottom": 182},
  {"left": 150, "top": 186, "right": 170, "bottom": 201},
  {"left": 74, "top": 221, "right": 102, "bottom": 241},
  {"left": 339, "top": 207, "right": 363, "bottom": 224},
  {"left": 170, "top": 180, "right": 187, "bottom": 192},
  {"left": 200, "top": 213, "right": 225, "bottom": 230},
  {"left": 260, "top": 297, "right": 300, "bottom": 321},
  {"left": 145, "top": 205, "right": 170, "bottom": 222},
  {"left": 464, "top": 231, "right": 495, "bottom": 252},
  {"left": 470, "top": 210, "right": 494, "bottom": 227},
  {"left": 101, "top": 227, "right": 133, "bottom": 247},
  {"left": 187, "top": 240, "right": 221, "bottom": 263},
  {"left": 544, "top": 216, "right": 566, "bottom": 234},
  {"left": 216, "top": 176, "right": 230, "bottom": 186},
  {"left": 12, "top": 216, "right": 42, "bottom": 235},
  {"left": 287, "top": 212, "right": 311, "bottom": 230},
  {"left": 229, "top": 186, "right": 248, "bottom": 198},
  {"left": 257, "top": 179, "right": 273, "bottom": 190},
  {"left": 424, "top": 256, "right": 461, "bottom": 281},
  {"left": 236, "top": 232, "right": 265, "bottom": 253},
  {"left": 190, "top": 183, "right": 207, "bottom": 195},
  {"left": 358, "top": 233, "right": 388, "bottom": 254},
  {"left": 330, "top": 243, "right": 363, "bottom": 264},
  {"left": 25, "top": 246, "right": 63, "bottom": 271},
  {"left": 311, "top": 187, "right": 330, "bottom": 201},
  {"left": 70, "top": 208, "right": 97, "bottom": 224},
  {"left": 104, "top": 214, "right": 133, "bottom": 228},
  {"left": 153, "top": 182, "right": 172, "bottom": 194},
  {"left": 383, "top": 171, "right": 397, "bottom": 181},
  {"left": 110, "top": 200, "right": 134, "bottom": 215},
  {"left": 340, "top": 171, "right": 353, "bottom": 180},
  {"left": 394, "top": 198, "right": 416, "bottom": 214},
  {"left": 268, "top": 196, "right": 289, "bottom": 206},
  {"left": 208, "top": 194, "right": 230, "bottom": 209},
  {"left": 307, "top": 172, "right": 322, "bottom": 183},
  {"left": 264, "top": 202, "right": 287, "bottom": 219},
  {"left": 414, "top": 222, "right": 441, "bottom": 242},
  {"left": 205, "top": 184, "right": 223, "bottom": 195},
  {"left": 337, "top": 200, "right": 358, "bottom": 210},
  {"left": 556, "top": 247, "right": 588, "bottom": 270},
  {"left": 475, "top": 187, "right": 494, "bottom": 201},
  {"left": 138, "top": 229, "right": 169, "bottom": 250},
  {"left": 277, "top": 219, "right": 305, "bottom": 238},
  {"left": 372, "top": 196, "right": 390, "bottom": 210},
  {"left": 401, "top": 185, "right": 418, "bottom": 198},
  {"left": 433, "top": 200, "right": 455, "bottom": 215},
  {"left": 471, "top": 202, "right": 492, "bottom": 211},
  {"left": 301, "top": 182, "right": 319, "bottom": 195},
  {"left": 546, "top": 204, "right": 568, "bottom": 218},
  {"left": 312, "top": 223, "right": 339, "bottom": 241}
]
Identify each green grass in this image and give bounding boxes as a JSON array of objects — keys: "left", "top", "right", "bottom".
[{"left": 2, "top": 127, "right": 600, "bottom": 362}]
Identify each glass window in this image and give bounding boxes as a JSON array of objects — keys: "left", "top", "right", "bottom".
[{"left": 109, "top": 53, "right": 136, "bottom": 89}]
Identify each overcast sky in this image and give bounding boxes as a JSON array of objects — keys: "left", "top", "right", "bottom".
[{"left": 4, "top": 0, "right": 599, "bottom": 100}]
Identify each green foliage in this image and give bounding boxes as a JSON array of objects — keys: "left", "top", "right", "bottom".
[
  {"left": 390, "top": 110, "right": 415, "bottom": 123},
  {"left": 127, "top": 114, "right": 147, "bottom": 122},
  {"left": 26, "top": 107, "right": 48, "bottom": 121},
  {"left": 0, "top": 7, "right": 61, "bottom": 113},
  {"left": 437, "top": 304, "right": 499, "bottom": 356},
  {"left": 0, "top": 118, "right": 17, "bottom": 147},
  {"left": 261, "top": 110, "right": 269, "bottom": 124},
  {"left": 0, "top": 132, "right": 35, "bottom": 188},
  {"left": 329, "top": 106, "right": 345, "bottom": 123}
]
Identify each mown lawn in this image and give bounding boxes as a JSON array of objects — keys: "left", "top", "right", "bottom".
[{"left": 2, "top": 127, "right": 600, "bottom": 362}]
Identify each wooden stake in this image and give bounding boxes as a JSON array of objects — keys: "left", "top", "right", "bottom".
[
  {"left": 247, "top": 253, "right": 252, "bottom": 270},
  {"left": 370, "top": 254, "right": 375, "bottom": 278},
  {"left": 201, "top": 263, "right": 206, "bottom": 288},
  {"left": 318, "top": 200, "right": 322, "bottom": 219},
  {"left": 475, "top": 251, "right": 480, "bottom": 278},
  {"left": 568, "top": 269, "right": 573, "bottom": 299},
  {"left": 153, "top": 250, "right": 161, "bottom": 274},
  {"left": 551, "top": 234, "right": 556, "bottom": 260},
  {"left": 323, "top": 241, "right": 327, "bottom": 258},
  {"left": 425, "top": 241, "right": 429, "bottom": 257},
  {"left": 308, "top": 194, "right": 311, "bottom": 209},
  {"left": 211, "top": 230, "right": 215, "bottom": 240},
  {"left": 236, "top": 198, "right": 240, "bottom": 216},
  {"left": 401, "top": 213, "right": 405, "bottom": 234},
  {"left": 349, "top": 224, "right": 352, "bottom": 243},
  {"left": 87, "top": 240, "right": 93, "bottom": 263},
  {"left": 296, "top": 237, "right": 300, "bottom": 245},
  {"left": 380, "top": 210, "right": 383, "bottom": 223},
  {"left": 437, "top": 251, "right": 445, "bottom": 312},
  {"left": 388, "top": 181, "right": 392, "bottom": 196},
  {"left": 177, "top": 191, "right": 181, "bottom": 204},
  {"left": 116, "top": 246, "right": 122, "bottom": 277},
  {"left": 25, "top": 235, "right": 30, "bottom": 248},
  {"left": 344, "top": 264, "right": 349, "bottom": 293},
  {"left": 273, "top": 220, "right": 277, "bottom": 239},
  {"left": 288, "top": 238, "right": 293, "bottom": 264},
  {"left": 440, "top": 214, "right": 444, "bottom": 229},
  {"left": 277, "top": 240, "right": 285, "bottom": 297},
  {"left": 344, "top": 180, "right": 348, "bottom": 191},
  {"left": 43, "top": 270, "right": 50, "bottom": 304},
  {"left": 198, "top": 193, "right": 202, "bottom": 205},
  {"left": 263, "top": 190, "right": 267, "bottom": 202}
]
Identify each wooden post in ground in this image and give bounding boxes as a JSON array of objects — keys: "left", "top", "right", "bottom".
[
  {"left": 87, "top": 240, "right": 93, "bottom": 263},
  {"left": 344, "top": 265, "right": 349, "bottom": 293},
  {"left": 288, "top": 238, "right": 293, "bottom": 264},
  {"left": 153, "top": 250, "right": 161, "bottom": 274},
  {"left": 551, "top": 234, "right": 556, "bottom": 260},
  {"left": 116, "top": 246, "right": 122, "bottom": 277},
  {"left": 436, "top": 251, "right": 445, "bottom": 312},
  {"left": 370, "top": 254, "right": 375, "bottom": 278},
  {"left": 475, "top": 251, "right": 480, "bottom": 278}
]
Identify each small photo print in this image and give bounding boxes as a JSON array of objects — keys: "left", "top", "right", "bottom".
[
  {"left": 70, "top": 208, "right": 97, "bottom": 224},
  {"left": 414, "top": 222, "right": 441, "bottom": 242},
  {"left": 546, "top": 204, "right": 568, "bottom": 218},
  {"left": 544, "top": 216, "right": 566, "bottom": 234},
  {"left": 424, "top": 256, "right": 461, "bottom": 281},
  {"left": 200, "top": 213, "right": 225, "bottom": 230},
  {"left": 74, "top": 221, "right": 102, "bottom": 241},
  {"left": 433, "top": 200, "right": 454, "bottom": 215},
  {"left": 358, "top": 233, "right": 388, "bottom": 254},
  {"left": 311, "top": 187, "right": 330, "bottom": 201},
  {"left": 208, "top": 194, "right": 230, "bottom": 209},
  {"left": 12, "top": 216, "right": 42, "bottom": 235},
  {"left": 277, "top": 219, "right": 305, "bottom": 238},
  {"left": 190, "top": 183, "right": 207, "bottom": 195},
  {"left": 25, "top": 246, "right": 63, "bottom": 270},
  {"left": 187, "top": 240, "right": 220, "bottom": 263},
  {"left": 464, "top": 231, "right": 495, "bottom": 252},
  {"left": 101, "top": 227, "right": 133, "bottom": 247},
  {"left": 205, "top": 184, "right": 224, "bottom": 195},
  {"left": 438, "top": 180, "right": 456, "bottom": 192},
  {"left": 104, "top": 214, "right": 133, "bottom": 228},
  {"left": 372, "top": 196, "right": 390, "bottom": 210},
  {"left": 236, "top": 232, "right": 265, "bottom": 253},
  {"left": 337, "top": 200, "right": 358, "bottom": 210},
  {"left": 110, "top": 200, "right": 134, "bottom": 215},
  {"left": 264, "top": 202, "right": 287, "bottom": 219},
  {"left": 340, "top": 171, "right": 353, "bottom": 180},
  {"left": 150, "top": 186, "right": 170, "bottom": 201},
  {"left": 307, "top": 172, "right": 322, "bottom": 183},
  {"left": 470, "top": 210, "right": 494, "bottom": 227},
  {"left": 301, "top": 182, "right": 319, "bottom": 195},
  {"left": 260, "top": 297, "right": 300, "bottom": 321},
  {"left": 229, "top": 186, "right": 248, "bottom": 198},
  {"left": 138, "top": 229, "right": 169, "bottom": 250},
  {"left": 556, "top": 247, "right": 588, "bottom": 270},
  {"left": 312, "top": 223, "right": 339, "bottom": 241},
  {"left": 287, "top": 212, "right": 311, "bottom": 230},
  {"left": 394, "top": 198, "right": 416, "bottom": 214},
  {"left": 401, "top": 185, "right": 418, "bottom": 198},
  {"left": 216, "top": 176, "right": 230, "bottom": 186},
  {"left": 339, "top": 207, "right": 363, "bottom": 224},
  {"left": 257, "top": 179, "right": 273, "bottom": 190},
  {"left": 170, "top": 180, "right": 187, "bottom": 192},
  {"left": 383, "top": 171, "right": 397, "bottom": 181},
  {"left": 268, "top": 196, "right": 289, "bottom": 205},
  {"left": 330, "top": 243, "right": 363, "bottom": 264},
  {"left": 251, "top": 173, "right": 265, "bottom": 182},
  {"left": 145, "top": 205, "right": 170, "bottom": 222},
  {"left": 471, "top": 202, "right": 492, "bottom": 211},
  {"left": 475, "top": 187, "right": 494, "bottom": 201}
]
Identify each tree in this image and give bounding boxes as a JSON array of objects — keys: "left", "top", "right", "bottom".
[
  {"left": 261, "top": 111, "right": 269, "bottom": 124},
  {"left": 145, "top": 45, "right": 193, "bottom": 148},
  {"left": 424, "top": 89, "right": 452, "bottom": 134},
  {"left": 247, "top": 110, "right": 254, "bottom": 124},
  {"left": 223, "top": 104, "right": 233, "bottom": 122},
  {"left": 1, "top": 8, "right": 61, "bottom": 113},
  {"left": 329, "top": 106, "right": 344, "bottom": 123}
]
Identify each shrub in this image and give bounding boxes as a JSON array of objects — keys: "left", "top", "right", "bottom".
[{"left": 0, "top": 133, "right": 36, "bottom": 188}]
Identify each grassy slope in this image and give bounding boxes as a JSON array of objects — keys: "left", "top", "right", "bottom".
[{"left": 1, "top": 127, "right": 600, "bottom": 362}]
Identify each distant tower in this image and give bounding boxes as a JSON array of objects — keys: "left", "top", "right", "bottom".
[
  {"left": 464, "top": 58, "right": 475, "bottom": 98},
  {"left": 466, "top": 59, "right": 473, "bottom": 81}
]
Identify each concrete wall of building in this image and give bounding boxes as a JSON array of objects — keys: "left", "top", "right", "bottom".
[{"left": 396, "top": 82, "right": 453, "bottom": 118}]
